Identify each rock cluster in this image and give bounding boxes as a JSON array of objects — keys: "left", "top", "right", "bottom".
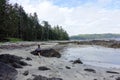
[{"left": 0, "top": 54, "right": 28, "bottom": 68}]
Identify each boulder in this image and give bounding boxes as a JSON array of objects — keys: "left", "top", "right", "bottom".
[
  {"left": 0, "top": 62, "right": 18, "bottom": 80},
  {"left": 31, "top": 48, "right": 61, "bottom": 58}
]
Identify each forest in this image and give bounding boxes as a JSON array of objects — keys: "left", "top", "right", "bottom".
[
  {"left": 0, "top": 0, "right": 69, "bottom": 42},
  {"left": 70, "top": 34, "right": 120, "bottom": 40}
]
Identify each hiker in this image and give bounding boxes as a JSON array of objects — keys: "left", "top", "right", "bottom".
[{"left": 35, "top": 44, "right": 41, "bottom": 57}]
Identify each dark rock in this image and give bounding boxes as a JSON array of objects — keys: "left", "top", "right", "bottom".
[
  {"left": 65, "top": 66, "right": 71, "bottom": 69},
  {"left": 19, "top": 61, "right": 28, "bottom": 66},
  {"left": 31, "top": 48, "right": 61, "bottom": 58},
  {"left": 71, "top": 59, "right": 83, "bottom": 64},
  {"left": 26, "top": 57, "right": 32, "bottom": 61},
  {"left": 106, "top": 71, "right": 119, "bottom": 74},
  {"left": 84, "top": 68, "right": 96, "bottom": 73},
  {"left": 33, "top": 75, "right": 63, "bottom": 80},
  {"left": 23, "top": 70, "right": 29, "bottom": 76},
  {"left": 0, "top": 54, "right": 28, "bottom": 68},
  {"left": 38, "top": 66, "right": 50, "bottom": 71},
  {"left": 12, "top": 62, "right": 23, "bottom": 68},
  {"left": 0, "top": 62, "right": 18, "bottom": 80},
  {"left": 116, "top": 77, "right": 120, "bottom": 80}
]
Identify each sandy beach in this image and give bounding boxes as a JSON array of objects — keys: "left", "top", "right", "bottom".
[{"left": 0, "top": 42, "right": 120, "bottom": 80}]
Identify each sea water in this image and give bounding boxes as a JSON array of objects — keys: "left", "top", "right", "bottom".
[{"left": 62, "top": 45, "right": 120, "bottom": 68}]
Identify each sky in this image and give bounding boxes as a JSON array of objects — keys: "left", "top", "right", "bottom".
[{"left": 9, "top": 0, "right": 120, "bottom": 36}]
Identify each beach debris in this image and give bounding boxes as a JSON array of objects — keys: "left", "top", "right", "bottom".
[
  {"left": 33, "top": 75, "right": 63, "bottom": 80},
  {"left": 23, "top": 70, "right": 29, "bottom": 76},
  {"left": 26, "top": 57, "right": 32, "bottom": 61},
  {"left": 106, "top": 71, "right": 119, "bottom": 74},
  {"left": 65, "top": 66, "right": 71, "bottom": 69},
  {"left": 0, "top": 62, "right": 18, "bottom": 80},
  {"left": 38, "top": 66, "right": 51, "bottom": 71},
  {"left": 71, "top": 58, "right": 83, "bottom": 64},
  {"left": 31, "top": 48, "right": 61, "bottom": 58},
  {"left": 84, "top": 68, "right": 96, "bottom": 73},
  {"left": 0, "top": 43, "right": 36, "bottom": 50},
  {"left": 0, "top": 54, "right": 28, "bottom": 68}
]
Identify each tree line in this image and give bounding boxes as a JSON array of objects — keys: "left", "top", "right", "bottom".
[
  {"left": 70, "top": 33, "right": 120, "bottom": 40},
  {"left": 0, "top": 0, "right": 69, "bottom": 41}
]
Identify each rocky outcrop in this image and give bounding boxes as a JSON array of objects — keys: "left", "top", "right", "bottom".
[
  {"left": 0, "top": 62, "right": 18, "bottom": 80},
  {"left": 33, "top": 75, "right": 63, "bottom": 80},
  {"left": 31, "top": 48, "right": 61, "bottom": 58},
  {"left": 0, "top": 54, "right": 28, "bottom": 68}
]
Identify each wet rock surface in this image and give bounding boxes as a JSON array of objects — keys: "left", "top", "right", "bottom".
[
  {"left": 33, "top": 75, "right": 63, "bottom": 80},
  {"left": 0, "top": 62, "right": 18, "bottom": 80},
  {"left": 31, "top": 48, "right": 61, "bottom": 58},
  {"left": 0, "top": 54, "right": 28, "bottom": 68}
]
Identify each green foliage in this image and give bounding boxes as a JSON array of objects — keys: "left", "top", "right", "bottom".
[
  {"left": 70, "top": 34, "right": 120, "bottom": 40},
  {"left": 0, "top": 0, "right": 69, "bottom": 42},
  {"left": 7, "top": 38, "right": 22, "bottom": 42}
]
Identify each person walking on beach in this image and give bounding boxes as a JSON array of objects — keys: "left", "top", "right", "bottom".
[{"left": 35, "top": 44, "right": 41, "bottom": 57}]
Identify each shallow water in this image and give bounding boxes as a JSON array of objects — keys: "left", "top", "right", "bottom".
[{"left": 62, "top": 45, "right": 120, "bottom": 68}]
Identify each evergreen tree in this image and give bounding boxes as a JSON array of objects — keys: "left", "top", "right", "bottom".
[{"left": 0, "top": 0, "right": 69, "bottom": 41}]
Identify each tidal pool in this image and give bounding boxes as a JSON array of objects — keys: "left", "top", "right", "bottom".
[{"left": 62, "top": 45, "right": 120, "bottom": 68}]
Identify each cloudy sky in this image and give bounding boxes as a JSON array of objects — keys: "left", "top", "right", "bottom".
[{"left": 9, "top": 0, "right": 120, "bottom": 36}]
